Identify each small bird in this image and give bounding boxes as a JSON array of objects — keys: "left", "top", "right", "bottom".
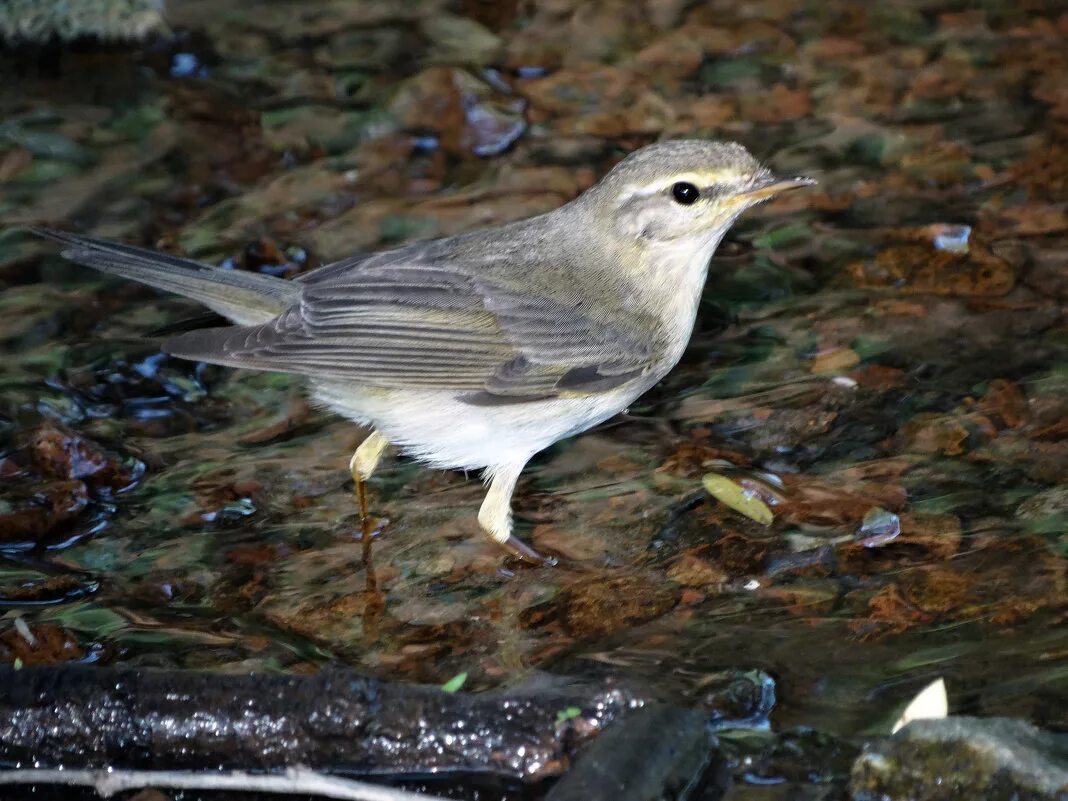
[{"left": 34, "top": 140, "right": 813, "bottom": 563}]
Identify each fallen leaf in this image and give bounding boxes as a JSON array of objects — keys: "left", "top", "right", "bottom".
[
  {"left": 440, "top": 671, "right": 468, "bottom": 693},
  {"left": 891, "top": 678, "right": 948, "bottom": 734},
  {"left": 702, "top": 473, "right": 774, "bottom": 525}
]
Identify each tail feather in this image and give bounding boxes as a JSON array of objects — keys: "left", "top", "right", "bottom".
[{"left": 32, "top": 228, "right": 300, "bottom": 325}]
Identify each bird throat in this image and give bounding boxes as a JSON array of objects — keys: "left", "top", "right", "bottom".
[{"left": 645, "top": 229, "right": 728, "bottom": 363}]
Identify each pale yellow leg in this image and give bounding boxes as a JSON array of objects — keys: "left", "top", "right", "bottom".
[
  {"left": 478, "top": 461, "right": 548, "bottom": 564},
  {"left": 349, "top": 431, "right": 390, "bottom": 573}
]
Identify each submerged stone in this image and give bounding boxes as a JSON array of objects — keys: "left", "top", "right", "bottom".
[{"left": 850, "top": 716, "right": 1068, "bottom": 801}]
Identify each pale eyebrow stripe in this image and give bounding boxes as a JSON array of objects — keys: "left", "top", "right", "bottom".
[{"left": 622, "top": 169, "right": 739, "bottom": 198}]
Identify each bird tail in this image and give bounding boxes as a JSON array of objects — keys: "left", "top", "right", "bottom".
[{"left": 32, "top": 228, "right": 300, "bottom": 325}]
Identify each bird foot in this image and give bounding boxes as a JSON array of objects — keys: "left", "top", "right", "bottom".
[{"left": 501, "top": 534, "right": 556, "bottom": 567}]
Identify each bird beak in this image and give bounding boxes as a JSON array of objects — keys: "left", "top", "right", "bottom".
[{"left": 736, "top": 174, "right": 818, "bottom": 203}]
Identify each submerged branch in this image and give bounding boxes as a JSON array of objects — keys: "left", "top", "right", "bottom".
[{"left": 0, "top": 766, "right": 447, "bottom": 801}]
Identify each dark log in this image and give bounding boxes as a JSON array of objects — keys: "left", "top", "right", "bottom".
[{"left": 0, "top": 666, "right": 638, "bottom": 781}]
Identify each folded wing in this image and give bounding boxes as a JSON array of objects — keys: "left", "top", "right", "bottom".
[{"left": 164, "top": 252, "right": 654, "bottom": 402}]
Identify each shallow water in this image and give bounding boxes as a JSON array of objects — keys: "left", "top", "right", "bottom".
[{"left": 1, "top": 0, "right": 1066, "bottom": 796}]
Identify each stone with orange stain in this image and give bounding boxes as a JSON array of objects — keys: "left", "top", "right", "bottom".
[
  {"left": 595, "top": 453, "right": 643, "bottom": 475},
  {"left": 849, "top": 243, "right": 1015, "bottom": 297},
  {"left": 850, "top": 364, "right": 907, "bottom": 391},
  {"left": 776, "top": 473, "right": 907, "bottom": 530},
  {"left": 633, "top": 31, "right": 706, "bottom": 78},
  {"left": 389, "top": 67, "right": 525, "bottom": 158},
  {"left": 677, "top": 588, "right": 706, "bottom": 606},
  {"left": 531, "top": 524, "right": 608, "bottom": 561},
  {"left": 1007, "top": 142, "right": 1068, "bottom": 202},
  {"left": 898, "top": 412, "right": 996, "bottom": 456},
  {"left": 810, "top": 347, "right": 861, "bottom": 374},
  {"left": 743, "top": 83, "right": 812, "bottom": 123},
  {"left": 267, "top": 592, "right": 376, "bottom": 642},
  {"left": 902, "top": 569, "right": 976, "bottom": 616},
  {"left": 28, "top": 424, "right": 141, "bottom": 494},
  {"left": 666, "top": 552, "right": 729, "bottom": 588},
  {"left": 851, "top": 583, "right": 932, "bottom": 640},
  {"left": 562, "top": 573, "right": 679, "bottom": 639},
  {"left": 519, "top": 63, "right": 679, "bottom": 136},
  {"left": 687, "top": 95, "right": 738, "bottom": 128},
  {"left": 986, "top": 204, "right": 1068, "bottom": 236},
  {"left": 0, "top": 480, "right": 89, "bottom": 542},
  {"left": 978, "top": 379, "right": 1029, "bottom": 430},
  {"left": 0, "top": 622, "right": 85, "bottom": 666},
  {"left": 897, "top": 513, "right": 963, "bottom": 559}
]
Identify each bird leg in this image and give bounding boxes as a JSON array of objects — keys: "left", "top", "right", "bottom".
[
  {"left": 348, "top": 431, "right": 389, "bottom": 572},
  {"left": 478, "top": 461, "right": 550, "bottom": 565}
]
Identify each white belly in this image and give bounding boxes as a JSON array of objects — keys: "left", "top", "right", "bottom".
[{"left": 310, "top": 380, "right": 647, "bottom": 471}]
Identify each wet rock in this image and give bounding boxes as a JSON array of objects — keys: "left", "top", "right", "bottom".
[
  {"left": 631, "top": 29, "right": 707, "bottom": 79},
  {"left": 389, "top": 67, "right": 526, "bottom": 158},
  {"left": 27, "top": 423, "right": 143, "bottom": 495},
  {"left": 1016, "top": 486, "right": 1068, "bottom": 532},
  {"left": 667, "top": 552, "right": 729, "bottom": 589},
  {"left": 420, "top": 13, "right": 503, "bottom": 66},
  {"left": 503, "top": 1, "right": 648, "bottom": 69},
  {"left": 304, "top": 162, "right": 583, "bottom": 258},
  {"left": 897, "top": 412, "right": 996, "bottom": 456},
  {"left": 700, "top": 669, "right": 776, "bottom": 729},
  {"left": 259, "top": 106, "right": 380, "bottom": 156},
  {"left": 774, "top": 473, "right": 908, "bottom": 531},
  {"left": 848, "top": 242, "right": 1015, "bottom": 297},
  {"left": 546, "top": 703, "right": 722, "bottom": 801},
  {"left": 894, "top": 512, "right": 962, "bottom": 558},
  {"left": 518, "top": 66, "right": 674, "bottom": 136},
  {"left": 177, "top": 166, "right": 350, "bottom": 259},
  {"left": 53, "top": 347, "right": 223, "bottom": 436},
  {"left": 726, "top": 727, "right": 859, "bottom": 788},
  {"left": 0, "top": 479, "right": 89, "bottom": 542},
  {"left": 0, "top": 621, "right": 86, "bottom": 666},
  {"left": 850, "top": 716, "right": 1068, "bottom": 801},
  {"left": 742, "top": 83, "right": 813, "bottom": 123},
  {"left": 979, "top": 379, "right": 1030, "bottom": 430},
  {"left": 0, "top": 574, "right": 97, "bottom": 606}
]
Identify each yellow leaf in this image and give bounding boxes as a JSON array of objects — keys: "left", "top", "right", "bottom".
[{"left": 702, "top": 474, "right": 774, "bottom": 525}]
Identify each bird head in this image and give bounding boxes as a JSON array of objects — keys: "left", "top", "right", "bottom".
[{"left": 584, "top": 139, "right": 815, "bottom": 244}]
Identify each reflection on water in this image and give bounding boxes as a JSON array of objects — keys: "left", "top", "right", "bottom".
[{"left": 1, "top": 0, "right": 1066, "bottom": 795}]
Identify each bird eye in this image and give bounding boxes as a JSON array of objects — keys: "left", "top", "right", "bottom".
[{"left": 671, "top": 182, "right": 700, "bottom": 205}]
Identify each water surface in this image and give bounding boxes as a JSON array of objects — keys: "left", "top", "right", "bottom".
[{"left": 1, "top": 0, "right": 1066, "bottom": 796}]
